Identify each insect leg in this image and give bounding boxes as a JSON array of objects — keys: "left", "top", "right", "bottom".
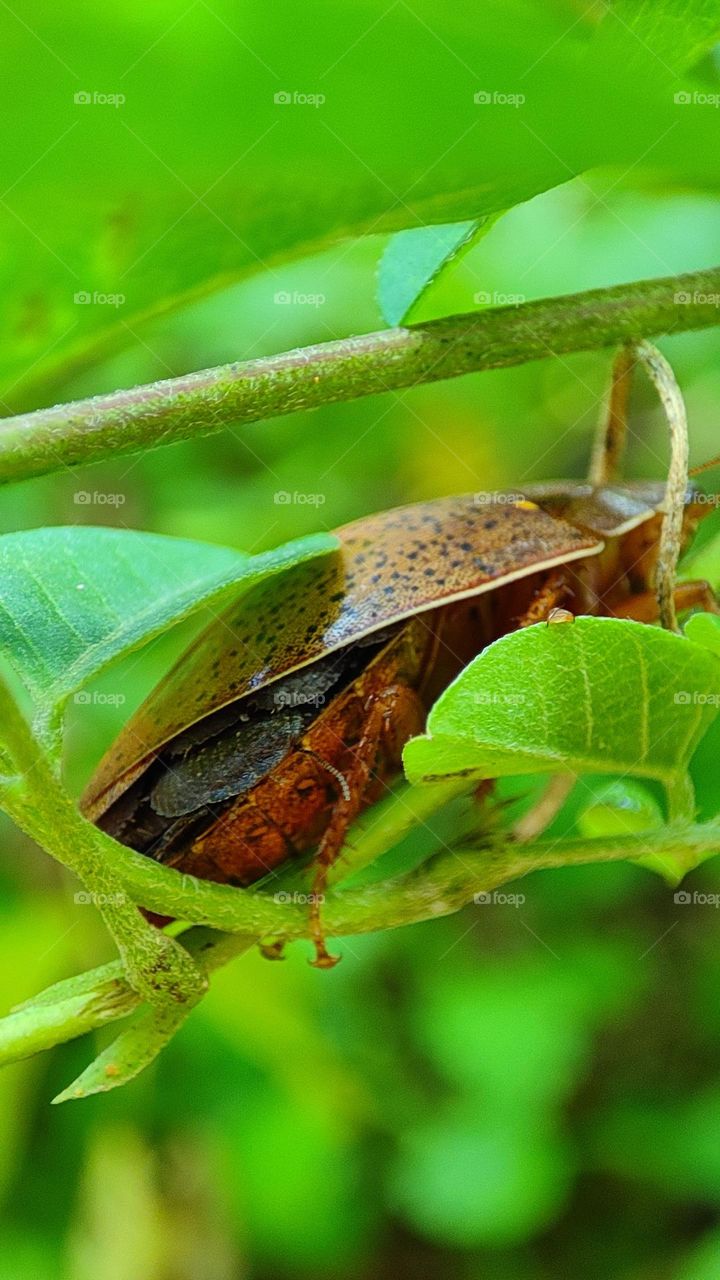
[
  {"left": 304, "top": 683, "right": 425, "bottom": 969},
  {"left": 515, "top": 570, "right": 572, "bottom": 627}
]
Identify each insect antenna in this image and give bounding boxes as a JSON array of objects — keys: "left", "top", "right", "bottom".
[
  {"left": 689, "top": 454, "right": 720, "bottom": 477},
  {"left": 589, "top": 342, "right": 635, "bottom": 486}
]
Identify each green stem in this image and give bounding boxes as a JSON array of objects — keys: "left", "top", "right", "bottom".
[
  {"left": 57, "top": 810, "right": 720, "bottom": 939},
  {"left": 0, "top": 679, "right": 206, "bottom": 1008},
  {"left": 0, "top": 934, "right": 254, "bottom": 1069},
  {"left": 666, "top": 772, "right": 697, "bottom": 827},
  {"left": 1, "top": 267, "right": 720, "bottom": 483},
  {"left": 0, "top": 979, "right": 138, "bottom": 1066},
  {"left": 4, "top": 820, "right": 719, "bottom": 1068},
  {"left": 4, "top": 643, "right": 719, "bottom": 1006}
]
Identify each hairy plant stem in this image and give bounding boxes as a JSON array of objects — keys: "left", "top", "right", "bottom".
[
  {"left": 3, "top": 820, "right": 719, "bottom": 1068},
  {"left": 0, "top": 678, "right": 206, "bottom": 1009},
  {"left": 1, "top": 267, "right": 719, "bottom": 483},
  {"left": 2, "top": 621, "right": 718, "bottom": 1071}
]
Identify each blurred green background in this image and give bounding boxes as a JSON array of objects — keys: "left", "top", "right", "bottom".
[{"left": 2, "top": 1, "right": 720, "bottom": 1277}]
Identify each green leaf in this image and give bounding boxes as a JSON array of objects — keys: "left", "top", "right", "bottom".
[
  {"left": 378, "top": 219, "right": 492, "bottom": 326},
  {"left": 691, "top": 716, "right": 720, "bottom": 822},
  {"left": 404, "top": 618, "right": 720, "bottom": 822},
  {"left": 680, "top": 528, "right": 720, "bottom": 587},
  {"left": 52, "top": 1000, "right": 193, "bottom": 1102},
  {"left": 598, "top": 0, "right": 720, "bottom": 75},
  {"left": 0, "top": 525, "right": 335, "bottom": 746},
  {"left": 11, "top": 960, "right": 124, "bottom": 1011},
  {"left": 686, "top": 611, "right": 720, "bottom": 658},
  {"left": 2, "top": 0, "right": 720, "bottom": 407},
  {"left": 0, "top": 986, "right": 132, "bottom": 1070}
]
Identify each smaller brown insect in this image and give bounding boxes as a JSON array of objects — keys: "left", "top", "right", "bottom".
[{"left": 82, "top": 363, "right": 718, "bottom": 967}]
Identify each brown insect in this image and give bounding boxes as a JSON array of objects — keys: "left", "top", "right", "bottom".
[
  {"left": 81, "top": 476, "right": 715, "bottom": 967},
  {"left": 81, "top": 341, "right": 720, "bottom": 967}
]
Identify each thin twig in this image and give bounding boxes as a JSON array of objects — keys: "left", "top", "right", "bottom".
[
  {"left": 632, "top": 341, "right": 690, "bottom": 633},
  {"left": 1, "top": 267, "right": 719, "bottom": 484}
]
